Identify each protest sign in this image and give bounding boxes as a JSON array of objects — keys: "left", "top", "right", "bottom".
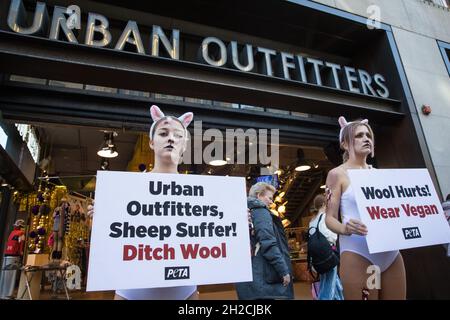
[
  {"left": 87, "top": 171, "right": 251, "bottom": 291},
  {"left": 348, "top": 168, "right": 450, "bottom": 254}
]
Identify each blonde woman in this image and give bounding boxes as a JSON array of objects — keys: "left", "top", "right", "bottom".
[
  {"left": 324, "top": 116, "right": 406, "bottom": 300},
  {"left": 235, "top": 182, "right": 294, "bottom": 300}
]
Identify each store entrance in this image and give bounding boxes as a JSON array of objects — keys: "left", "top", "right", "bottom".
[{"left": 2, "top": 112, "right": 340, "bottom": 299}]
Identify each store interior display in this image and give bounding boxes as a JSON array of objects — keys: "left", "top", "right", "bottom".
[{"left": 11, "top": 181, "right": 93, "bottom": 295}]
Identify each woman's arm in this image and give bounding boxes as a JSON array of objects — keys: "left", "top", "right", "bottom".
[
  {"left": 325, "top": 168, "right": 368, "bottom": 236},
  {"left": 324, "top": 168, "right": 347, "bottom": 235}
]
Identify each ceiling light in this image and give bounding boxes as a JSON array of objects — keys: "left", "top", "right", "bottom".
[
  {"left": 277, "top": 205, "right": 286, "bottom": 214},
  {"left": 97, "top": 132, "right": 118, "bottom": 158},
  {"left": 209, "top": 159, "right": 227, "bottom": 166},
  {"left": 295, "top": 165, "right": 311, "bottom": 172},
  {"left": 282, "top": 219, "right": 291, "bottom": 228},
  {"left": 294, "top": 148, "right": 311, "bottom": 172}
]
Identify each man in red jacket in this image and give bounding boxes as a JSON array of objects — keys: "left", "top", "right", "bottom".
[{"left": 0, "top": 220, "right": 25, "bottom": 299}]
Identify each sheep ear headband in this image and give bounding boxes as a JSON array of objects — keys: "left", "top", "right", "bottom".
[
  {"left": 149, "top": 105, "right": 194, "bottom": 139},
  {"left": 338, "top": 116, "right": 368, "bottom": 143}
]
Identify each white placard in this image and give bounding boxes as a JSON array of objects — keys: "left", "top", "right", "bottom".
[
  {"left": 87, "top": 171, "right": 252, "bottom": 291},
  {"left": 348, "top": 168, "right": 450, "bottom": 254}
]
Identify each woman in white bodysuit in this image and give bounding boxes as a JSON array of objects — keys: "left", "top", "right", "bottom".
[
  {"left": 90, "top": 105, "right": 198, "bottom": 300},
  {"left": 324, "top": 116, "right": 406, "bottom": 300}
]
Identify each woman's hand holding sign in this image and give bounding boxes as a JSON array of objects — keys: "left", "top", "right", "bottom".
[{"left": 344, "top": 219, "right": 368, "bottom": 236}]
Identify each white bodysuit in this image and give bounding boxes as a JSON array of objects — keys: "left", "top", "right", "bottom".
[
  {"left": 116, "top": 286, "right": 197, "bottom": 300},
  {"left": 339, "top": 181, "right": 399, "bottom": 273}
]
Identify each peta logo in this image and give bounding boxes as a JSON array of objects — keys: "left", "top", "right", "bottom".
[
  {"left": 165, "top": 266, "right": 190, "bottom": 280},
  {"left": 402, "top": 227, "right": 421, "bottom": 240}
]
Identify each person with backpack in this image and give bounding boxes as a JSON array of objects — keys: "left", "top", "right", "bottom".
[
  {"left": 0, "top": 219, "right": 26, "bottom": 299},
  {"left": 308, "top": 194, "right": 343, "bottom": 300},
  {"left": 235, "top": 182, "right": 294, "bottom": 300}
]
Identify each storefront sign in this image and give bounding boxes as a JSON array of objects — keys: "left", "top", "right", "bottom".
[
  {"left": 86, "top": 171, "right": 251, "bottom": 291},
  {"left": 348, "top": 169, "right": 450, "bottom": 254},
  {"left": 6, "top": 0, "right": 390, "bottom": 98}
]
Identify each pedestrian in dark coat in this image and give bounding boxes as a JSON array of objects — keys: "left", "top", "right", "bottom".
[{"left": 235, "top": 182, "right": 294, "bottom": 300}]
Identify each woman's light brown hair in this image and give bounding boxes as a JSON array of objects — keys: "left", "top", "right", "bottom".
[{"left": 313, "top": 194, "right": 326, "bottom": 211}]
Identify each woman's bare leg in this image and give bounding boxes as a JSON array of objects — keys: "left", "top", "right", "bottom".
[
  {"left": 114, "top": 293, "right": 126, "bottom": 300},
  {"left": 113, "top": 291, "right": 199, "bottom": 300},
  {"left": 187, "top": 290, "right": 199, "bottom": 300},
  {"left": 340, "top": 252, "right": 379, "bottom": 300},
  {"left": 379, "top": 253, "right": 406, "bottom": 300}
]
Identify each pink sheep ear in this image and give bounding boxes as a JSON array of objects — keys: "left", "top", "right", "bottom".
[
  {"left": 150, "top": 105, "right": 165, "bottom": 122},
  {"left": 360, "top": 119, "right": 369, "bottom": 124},
  {"left": 178, "top": 112, "right": 194, "bottom": 128},
  {"left": 338, "top": 116, "right": 348, "bottom": 128}
]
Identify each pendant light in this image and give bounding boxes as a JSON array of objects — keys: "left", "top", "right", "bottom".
[{"left": 97, "top": 131, "right": 118, "bottom": 158}]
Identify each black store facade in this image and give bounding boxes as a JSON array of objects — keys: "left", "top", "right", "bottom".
[{"left": 0, "top": 0, "right": 449, "bottom": 299}]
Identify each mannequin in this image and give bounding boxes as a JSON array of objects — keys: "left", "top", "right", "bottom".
[
  {"left": 0, "top": 219, "right": 26, "bottom": 298},
  {"left": 51, "top": 198, "right": 70, "bottom": 260}
]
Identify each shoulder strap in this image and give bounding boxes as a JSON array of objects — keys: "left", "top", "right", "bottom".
[{"left": 316, "top": 213, "right": 324, "bottom": 229}]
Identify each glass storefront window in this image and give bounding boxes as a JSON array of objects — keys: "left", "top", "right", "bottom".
[
  {"left": 266, "top": 108, "right": 290, "bottom": 115},
  {"left": 9, "top": 75, "right": 47, "bottom": 85},
  {"left": 7, "top": 75, "right": 303, "bottom": 117},
  {"left": 291, "top": 112, "right": 310, "bottom": 118},
  {"left": 185, "top": 97, "right": 212, "bottom": 105},
  {"left": 240, "top": 105, "right": 264, "bottom": 112},
  {"left": 48, "top": 80, "right": 83, "bottom": 89},
  {"left": 118, "top": 89, "right": 150, "bottom": 97},
  {"left": 85, "top": 84, "right": 117, "bottom": 94},
  {"left": 155, "top": 93, "right": 184, "bottom": 101},
  {"left": 212, "top": 102, "right": 240, "bottom": 109}
]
